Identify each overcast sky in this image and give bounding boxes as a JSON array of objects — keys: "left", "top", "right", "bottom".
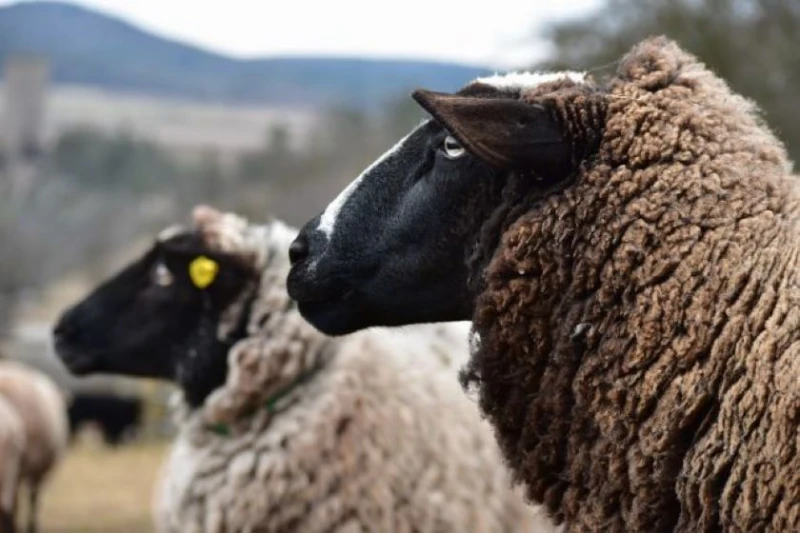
[{"left": 4, "top": 0, "right": 601, "bottom": 68}]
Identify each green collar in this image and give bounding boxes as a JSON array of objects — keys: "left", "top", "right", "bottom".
[{"left": 203, "top": 358, "right": 327, "bottom": 437}]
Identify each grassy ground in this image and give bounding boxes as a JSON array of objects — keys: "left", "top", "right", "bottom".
[{"left": 35, "top": 436, "right": 169, "bottom": 533}]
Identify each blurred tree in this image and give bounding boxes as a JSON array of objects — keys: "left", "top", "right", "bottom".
[
  {"left": 190, "top": 149, "right": 227, "bottom": 203},
  {"left": 324, "top": 106, "right": 372, "bottom": 147},
  {"left": 0, "top": 199, "right": 26, "bottom": 341},
  {"left": 266, "top": 124, "right": 291, "bottom": 160},
  {"left": 52, "top": 127, "right": 181, "bottom": 192},
  {"left": 0, "top": 125, "right": 185, "bottom": 340},
  {"left": 237, "top": 150, "right": 268, "bottom": 184},
  {"left": 539, "top": 0, "right": 800, "bottom": 162},
  {"left": 382, "top": 94, "right": 426, "bottom": 141},
  {"left": 237, "top": 124, "right": 295, "bottom": 186}
]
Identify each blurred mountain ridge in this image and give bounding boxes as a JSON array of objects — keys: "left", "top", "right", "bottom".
[{"left": 0, "top": 1, "right": 490, "bottom": 109}]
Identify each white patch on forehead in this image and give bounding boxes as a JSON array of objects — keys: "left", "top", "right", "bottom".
[
  {"left": 318, "top": 128, "right": 419, "bottom": 239},
  {"left": 475, "top": 71, "right": 586, "bottom": 91},
  {"left": 157, "top": 224, "right": 187, "bottom": 242}
]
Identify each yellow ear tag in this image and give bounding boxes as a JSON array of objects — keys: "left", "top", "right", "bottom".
[{"left": 189, "top": 256, "right": 219, "bottom": 289}]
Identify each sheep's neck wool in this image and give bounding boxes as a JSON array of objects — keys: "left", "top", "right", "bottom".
[
  {"left": 176, "top": 212, "right": 335, "bottom": 438},
  {"left": 203, "top": 353, "right": 328, "bottom": 437},
  {"left": 463, "top": 37, "right": 800, "bottom": 532}
]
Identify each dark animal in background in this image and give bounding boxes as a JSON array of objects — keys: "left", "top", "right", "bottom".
[{"left": 67, "top": 393, "right": 142, "bottom": 446}]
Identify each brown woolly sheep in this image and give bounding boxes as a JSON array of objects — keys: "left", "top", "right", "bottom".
[
  {"left": 287, "top": 37, "right": 800, "bottom": 531},
  {"left": 0, "top": 361, "right": 69, "bottom": 533}
]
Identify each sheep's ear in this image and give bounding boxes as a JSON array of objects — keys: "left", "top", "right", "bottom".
[{"left": 412, "top": 89, "right": 569, "bottom": 171}]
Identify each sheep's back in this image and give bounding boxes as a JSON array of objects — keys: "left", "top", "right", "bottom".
[
  {"left": 338, "top": 323, "right": 538, "bottom": 531},
  {"left": 0, "top": 395, "right": 24, "bottom": 511},
  {"left": 156, "top": 322, "right": 554, "bottom": 533},
  {"left": 0, "top": 361, "right": 69, "bottom": 482}
]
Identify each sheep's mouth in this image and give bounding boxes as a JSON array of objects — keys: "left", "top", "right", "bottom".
[
  {"left": 294, "top": 288, "right": 355, "bottom": 319},
  {"left": 287, "top": 261, "right": 375, "bottom": 335},
  {"left": 54, "top": 343, "right": 102, "bottom": 375},
  {"left": 287, "top": 263, "right": 356, "bottom": 304},
  {"left": 289, "top": 283, "right": 361, "bottom": 336},
  {"left": 291, "top": 286, "right": 354, "bottom": 307},
  {"left": 61, "top": 355, "right": 98, "bottom": 375},
  {"left": 296, "top": 288, "right": 353, "bottom": 310}
]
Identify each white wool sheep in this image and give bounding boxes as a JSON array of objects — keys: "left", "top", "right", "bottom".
[
  {"left": 55, "top": 206, "right": 557, "bottom": 533},
  {"left": 0, "top": 361, "right": 69, "bottom": 533},
  {"left": 0, "top": 395, "right": 24, "bottom": 532},
  {"left": 159, "top": 208, "right": 555, "bottom": 532}
]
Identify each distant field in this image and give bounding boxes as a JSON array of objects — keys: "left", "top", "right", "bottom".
[
  {"left": 0, "top": 83, "right": 321, "bottom": 156},
  {"left": 37, "top": 437, "right": 169, "bottom": 533}
]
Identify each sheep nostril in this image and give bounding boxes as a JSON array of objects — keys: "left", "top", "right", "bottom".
[{"left": 289, "top": 234, "right": 310, "bottom": 266}]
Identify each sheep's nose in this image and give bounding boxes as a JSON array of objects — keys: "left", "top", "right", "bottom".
[
  {"left": 289, "top": 233, "right": 310, "bottom": 266},
  {"left": 53, "top": 319, "right": 75, "bottom": 342}
]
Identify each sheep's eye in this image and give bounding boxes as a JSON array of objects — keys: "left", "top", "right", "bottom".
[
  {"left": 441, "top": 135, "right": 466, "bottom": 159},
  {"left": 152, "top": 262, "right": 174, "bottom": 287}
]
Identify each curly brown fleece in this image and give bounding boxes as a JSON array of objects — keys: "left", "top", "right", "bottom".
[{"left": 462, "top": 37, "right": 799, "bottom": 532}]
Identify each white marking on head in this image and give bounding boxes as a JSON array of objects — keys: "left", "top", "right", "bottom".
[
  {"left": 475, "top": 71, "right": 586, "bottom": 91},
  {"left": 318, "top": 125, "right": 423, "bottom": 239}
]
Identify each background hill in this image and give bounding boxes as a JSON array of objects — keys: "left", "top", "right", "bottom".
[{"left": 0, "top": 1, "right": 489, "bottom": 109}]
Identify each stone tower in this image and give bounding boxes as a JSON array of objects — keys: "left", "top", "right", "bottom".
[
  {"left": 2, "top": 55, "right": 49, "bottom": 159},
  {"left": 1, "top": 55, "right": 49, "bottom": 196}
]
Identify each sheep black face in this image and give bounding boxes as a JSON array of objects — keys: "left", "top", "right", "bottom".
[
  {"left": 288, "top": 74, "right": 599, "bottom": 335},
  {"left": 53, "top": 230, "right": 257, "bottom": 406}
]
